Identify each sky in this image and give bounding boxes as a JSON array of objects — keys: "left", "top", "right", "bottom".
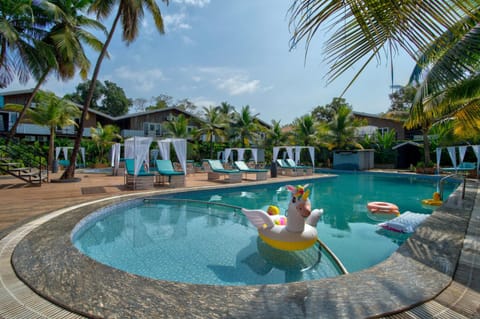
[{"left": 3, "top": 0, "right": 417, "bottom": 124}]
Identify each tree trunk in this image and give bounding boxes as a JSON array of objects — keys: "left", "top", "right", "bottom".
[
  {"left": 6, "top": 71, "right": 48, "bottom": 144},
  {"left": 61, "top": 9, "right": 122, "bottom": 180},
  {"left": 49, "top": 126, "right": 55, "bottom": 171},
  {"left": 422, "top": 125, "right": 431, "bottom": 164}
]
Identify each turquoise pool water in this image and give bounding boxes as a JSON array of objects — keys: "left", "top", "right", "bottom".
[{"left": 72, "top": 172, "right": 458, "bottom": 286}]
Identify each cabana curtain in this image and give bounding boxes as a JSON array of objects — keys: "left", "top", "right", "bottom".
[
  {"left": 55, "top": 146, "right": 85, "bottom": 166},
  {"left": 124, "top": 137, "right": 152, "bottom": 176},
  {"left": 436, "top": 145, "right": 480, "bottom": 175},
  {"left": 156, "top": 138, "right": 187, "bottom": 175},
  {"left": 223, "top": 148, "right": 259, "bottom": 163},
  {"left": 273, "top": 146, "right": 315, "bottom": 167}
]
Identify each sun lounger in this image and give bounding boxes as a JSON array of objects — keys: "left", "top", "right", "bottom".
[
  {"left": 441, "top": 162, "right": 477, "bottom": 178},
  {"left": 234, "top": 161, "right": 269, "bottom": 181},
  {"left": 206, "top": 160, "right": 242, "bottom": 183},
  {"left": 124, "top": 158, "right": 154, "bottom": 190},
  {"left": 154, "top": 159, "right": 185, "bottom": 187},
  {"left": 285, "top": 158, "right": 314, "bottom": 176},
  {"left": 276, "top": 159, "right": 297, "bottom": 176}
]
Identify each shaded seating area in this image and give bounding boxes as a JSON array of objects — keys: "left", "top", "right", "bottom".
[
  {"left": 124, "top": 137, "right": 154, "bottom": 190},
  {"left": 276, "top": 159, "right": 297, "bottom": 176},
  {"left": 436, "top": 145, "right": 479, "bottom": 178},
  {"left": 234, "top": 161, "right": 268, "bottom": 181},
  {"left": 154, "top": 159, "right": 185, "bottom": 187},
  {"left": 285, "top": 158, "right": 313, "bottom": 176},
  {"left": 124, "top": 158, "right": 154, "bottom": 190},
  {"left": 206, "top": 160, "right": 242, "bottom": 183},
  {"left": 273, "top": 145, "right": 315, "bottom": 176}
]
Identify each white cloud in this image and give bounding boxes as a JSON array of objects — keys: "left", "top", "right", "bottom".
[
  {"left": 163, "top": 13, "right": 191, "bottom": 32},
  {"left": 172, "top": 0, "right": 210, "bottom": 7},
  {"left": 195, "top": 67, "right": 261, "bottom": 95},
  {"left": 114, "top": 66, "right": 165, "bottom": 92},
  {"left": 192, "top": 96, "right": 217, "bottom": 108},
  {"left": 217, "top": 75, "right": 260, "bottom": 95}
]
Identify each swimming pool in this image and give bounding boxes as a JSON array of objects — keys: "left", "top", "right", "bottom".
[{"left": 72, "top": 172, "right": 459, "bottom": 286}]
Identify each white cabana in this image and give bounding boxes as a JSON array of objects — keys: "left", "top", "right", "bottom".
[
  {"left": 156, "top": 138, "right": 187, "bottom": 175},
  {"left": 124, "top": 136, "right": 152, "bottom": 176},
  {"left": 110, "top": 143, "right": 121, "bottom": 175},
  {"left": 223, "top": 148, "right": 259, "bottom": 164},
  {"left": 436, "top": 145, "right": 480, "bottom": 175},
  {"left": 55, "top": 146, "right": 85, "bottom": 167},
  {"left": 273, "top": 146, "right": 315, "bottom": 167}
]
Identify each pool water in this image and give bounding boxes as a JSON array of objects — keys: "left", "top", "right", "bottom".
[{"left": 72, "top": 172, "right": 458, "bottom": 285}]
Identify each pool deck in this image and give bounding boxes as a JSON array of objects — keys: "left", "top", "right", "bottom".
[{"left": 0, "top": 169, "right": 479, "bottom": 318}]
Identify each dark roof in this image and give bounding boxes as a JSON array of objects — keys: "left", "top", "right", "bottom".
[
  {"left": 392, "top": 141, "right": 422, "bottom": 150},
  {"left": 353, "top": 111, "right": 403, "bottom": 123},
  {"left": 0, "top": 88, "right": 35, "bottom": 96}
]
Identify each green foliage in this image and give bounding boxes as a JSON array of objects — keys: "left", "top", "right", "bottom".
[
  {"left": 65, "top": 80, "right": 131, "bottom": 116},
  {"left": 374, "top": 130, "right": 396, "bottom": 164},
  {"left": 163, "top": 114, "right": 189, "bottom": 138},
  {"left": 312, "top": 97, "right": 351, "bottom": 122},
  {"left": 90, "top": 123, "right": 122, "bottom": 164}
]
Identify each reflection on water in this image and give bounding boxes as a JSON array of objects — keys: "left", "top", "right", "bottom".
[
  {"left": 73, "top": 202, "right": 341, "bottom": 285},
  {"left": 73, "top": 173, "right": 459, "bottom": 283}
]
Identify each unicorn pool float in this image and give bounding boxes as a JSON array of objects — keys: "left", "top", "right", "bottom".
[{"left": 242, "top": 184, "right": 324, "bottom": 251}]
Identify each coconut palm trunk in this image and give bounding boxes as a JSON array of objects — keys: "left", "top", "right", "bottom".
[
  {"left": 6, "top": 72, "right": 48, "bottom": 144},
  {"left": 61, "top": 10, "right": 121, "bottom": 179}
]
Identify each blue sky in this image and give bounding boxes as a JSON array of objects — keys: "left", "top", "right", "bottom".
[{"left": 4, "top": 0, "right": 416, "bottom": 124}]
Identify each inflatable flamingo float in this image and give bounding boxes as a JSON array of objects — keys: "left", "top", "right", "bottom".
[{"left": 242, "top": 184, "right": 324, "bottom": 251}]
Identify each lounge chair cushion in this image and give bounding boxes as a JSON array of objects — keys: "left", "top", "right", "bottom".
[
  {"left": 155, "top": 160, "right": 184, "bottom": 176},
  {"left": 234, "top": 161, "right": 268, "bottom": 172},
  {"left": 207, "top": 160, "right": 240, "bottom": 173},
  {"left": 125, "top": 158, "right": 154, "bottom": 176}
]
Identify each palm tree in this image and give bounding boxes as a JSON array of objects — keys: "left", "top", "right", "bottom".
[
  {"left": 265, "top": 120, "right": 288, "bottom": 147},
  {"left": 90, "top": 122, "right": 122, "bottom": 164},
  {"left": 7, "top": 91, "right": 80, "bottom": 170},
  {"left": 164, "top": 114, "right": 189, "bottom": 138},
  {"left": 6, "top": 0, "right": 105, "bottom": 143},
  {"left": 291, "top": 114, "right": 318, "bottom": 146},
  {"left": 230, "top": 105, "right": 260, "bottom": 147},
  {"left": 62, "top": 0, "right": 168, "bottom": 180},
  {"left": 196, "top": 106, "right": 227, "bottom": 159},
  {"left": 0, "top": 0, "right": 51, "bottom": 88},
  {"left": 216, "top": 101, "right": 235, "bottom": 121},
  {"left": 323, "top": 105, "right": 365, "bottom": 150},
  {"left": 288, "top": 1, "right": 480, "bottom": 93}
]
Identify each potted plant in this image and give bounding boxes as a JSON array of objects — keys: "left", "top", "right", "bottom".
[{"left": 415, "top": 161, "right": 425, "bottom": 173}]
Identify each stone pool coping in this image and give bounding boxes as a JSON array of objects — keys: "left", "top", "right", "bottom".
[{"left": 11, "top": 179, "right": 478, "bottom": 318}]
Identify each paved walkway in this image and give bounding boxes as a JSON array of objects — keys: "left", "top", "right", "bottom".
[{"left": 0, "top": 170, "right": 479, "bottom": 318}]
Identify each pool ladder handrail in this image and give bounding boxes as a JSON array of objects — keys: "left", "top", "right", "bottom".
[
  {"left": 145, "top": 197, "right": 349, "bottom": 275},
  {"left": 438, "top": 173, "right": 466, "bottom": 200}
]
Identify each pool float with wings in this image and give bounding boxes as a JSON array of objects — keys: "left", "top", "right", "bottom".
[{"left": 242, "top": 184, "right": 324, "bottom": 251}]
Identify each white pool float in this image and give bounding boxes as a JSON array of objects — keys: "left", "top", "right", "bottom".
[{"left": 242, "top": 184, "right": 324, "bottom": 251}]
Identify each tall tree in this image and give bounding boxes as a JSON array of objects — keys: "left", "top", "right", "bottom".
[
  {"left": 291, "top": 114, "right": 319, "bottom": 146},
  {"left": 64, "top": 80, "right": 106, "bottom": 109},
  {"left": 265, "top": 120, "right": 288, "bottom": 148},
  {"left": 289, "top": 1, "right": 479, "bottom": 93},
  {"left": 312, "top": 97, "right": 351, "bottom": 123},
  {"left": 164, "top": 114, "right": 189, "bottom": 138},
  {"left": 146, "top": 94, "right": 173, "bottom": 110},
  {"left": 323, "top": 105, "right": 365, "bottom": 150},
  {"left": 7, "top": 91, "right": 80, "bottom": 170},
  {"left": 90, "top": 122, "right": 122, "bottom": 164},
  {"left": 6, "top": 0, "right": 105, "bottom": 142},
  {"left": 0, "top": 0, "right": 50, "bottom": 88},
  {"left": 62, "top": 0, "right": 168, "bottom": 180},
  {"left": 196, "top": 106, "right": 227, "bottom": 159},
  {"left": 230, "top": 105, "right": 260, "bottom": 147}
]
